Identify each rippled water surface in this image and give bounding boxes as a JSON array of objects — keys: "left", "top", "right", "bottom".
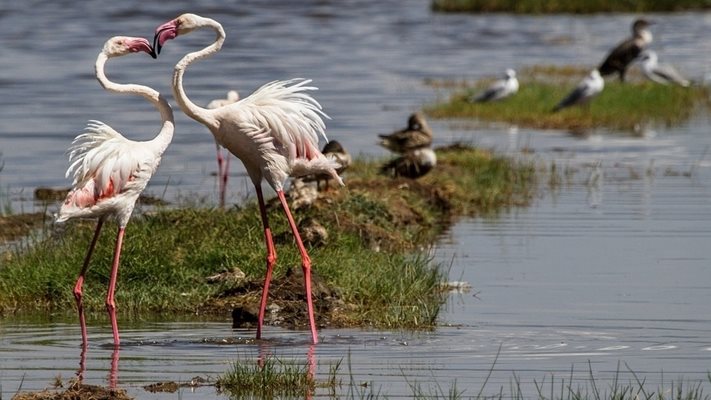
[{"left": 2, "top": 1, "right": 711, "bottom": 398}]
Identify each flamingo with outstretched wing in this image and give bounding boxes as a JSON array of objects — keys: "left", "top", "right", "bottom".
[{"left": 154, "top": 13, "right": 343, "bottom": 344}]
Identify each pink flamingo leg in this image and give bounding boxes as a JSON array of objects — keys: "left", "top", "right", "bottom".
[
  {"left": 74, "top": 218, "right": 105, "bottom": 347},
  {"left": 105, "top": 227, "right": 126, "bottom": 345},
  {"left": 255, "top": 186, "right": 277, "bottom": 340},
  {"left": 216, "top": 144, "right": 224, "bottom": 208},
  {"left": 216, "top": 144, "right": 229, "bottom": 208},
  {"left": 276, "top": 190, "right": 319, "bottom": 344},
  {"left": 222, "top": 151, "right": 230, "bottom": 204}
]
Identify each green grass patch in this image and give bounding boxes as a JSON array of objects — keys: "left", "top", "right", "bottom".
[
  {"left": 215, "top": 355, "right": 339, "bottom": 398},
  {"left": 425, "top": 66, "right": 711, "bottom": 132},
  {"left": 0, "top": 145, "right": 535, "bottom": 329},
  {"left": 431, "top": 0, "right": 711, "bottom": 13}
]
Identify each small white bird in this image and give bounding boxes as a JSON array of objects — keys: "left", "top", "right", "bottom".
[
  {"left": 470, "top": 68, "right": 519, "bottom": 103},
  {"left": 206, "top": 90, "right": 241, "bottom": 208},
  {"left": 638, "top": 50, "right": 690, "bottom": 87},
  {"left": 553, "top": 69, "right": 605, "bottom": 112},
  {"left": 206, "top": 90, "right": 240, "bottom": 109}
]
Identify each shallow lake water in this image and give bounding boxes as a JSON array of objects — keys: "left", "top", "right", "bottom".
[{"left": 2, "top": 1, "right": 711, "bottom": 398}]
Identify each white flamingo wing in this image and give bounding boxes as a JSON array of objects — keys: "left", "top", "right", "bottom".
[
  {"left": 59, "top": 121, "right": 157, "bottom": 216},
  {"left": 237, "top": 79, "right": 329, "bottom": 160}
]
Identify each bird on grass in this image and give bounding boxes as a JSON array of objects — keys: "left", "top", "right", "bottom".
[
  {"left": 552, "top": 69, "right": 604, "bottom": 112},
  {"left": 599, "top": 19, "right": 654, "bottom": 82},
  {"left": 56, "top": 36, "right": 173, "bottom": 347},
  {"left": 154, "top": 13, "right": 343, "bottom": 344},
  {"left": 380, "top": 147, "right": 437, "bottom": 179},
  {"left": 470, "top": 68, "right": 519, "bottom": 103},
  {"left": 378, "top": 112, "right": 432, "bottom": 153},
  {"left": 638, "top": 50, "right": 690, "bottom": 87},
  {"left": 207, "top": 90, "right": 240, "bottom": 208},
  {"left": 305, "top": 140, "right": 351, "bottom": 190}
]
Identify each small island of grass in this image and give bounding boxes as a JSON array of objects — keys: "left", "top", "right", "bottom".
[
  {"left": 0, "top": 144, "right": 536, "bottom": 331},
  {"left": 425, "top": 66, "right": 711, "bottom": 133},
  {"left": 431, "top": 0, "right": 711, "bottom": 13}
]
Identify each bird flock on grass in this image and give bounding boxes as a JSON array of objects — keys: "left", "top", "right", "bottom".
[
  {"left": 469, "top": 18, "right": 692, "bottom": 112},
  {"left": 55, "top": 13, "right": 692, "bottom": 352}
]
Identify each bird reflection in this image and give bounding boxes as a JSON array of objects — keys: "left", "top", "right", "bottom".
[
  {"left": 257, "top": 341, "right": 316, "bottom": 399},
  {"left": 76, "top": 340, "right": 88, "bottom": 382},
  {"left": 75, "top": 327, "right": 121, "bottom": 389},
  {"left": 109, "top": 345, "right": 120, "bottom": 388}
]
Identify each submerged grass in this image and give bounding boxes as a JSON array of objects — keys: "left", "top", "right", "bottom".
[
  {"left": 0, "top": 145, "right": 536, "bottom": 329},
  {"left": 431, "top": 0, "right": 711, "bottom": 13},
  {"left": 426, "top": 66, "right": 711, "bottom": 132}
]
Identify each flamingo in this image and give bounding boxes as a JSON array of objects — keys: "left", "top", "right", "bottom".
[
  {"left": 207, "top": 90, "right": 241, "bottom": 207},
  {"left": 55, "top": 36, "right": 173, "bottom": 346},
  {"left": 153, "top": 13, "right": 342, "bottom": 344}
]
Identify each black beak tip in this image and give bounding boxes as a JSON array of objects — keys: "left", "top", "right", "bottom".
[
  {"left": 152, "top": 33, "right": 161, "bottom": 55},
  {"left": 150, "top": 49, "right": 158, "bottom": 59}
]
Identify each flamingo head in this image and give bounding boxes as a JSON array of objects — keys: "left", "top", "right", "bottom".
[
  {"left": 103, "top": 36, "right": 156, "bottom": 59},
  {"left": 153, "top": 13, "right": 204, "bottom": 54}
]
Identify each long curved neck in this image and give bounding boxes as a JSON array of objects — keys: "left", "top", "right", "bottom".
[
  {"left": 95, "top": 53, "right": 175, "bottom": 154},
  {"left": 172, "top": 18, "right": 225, "bottom": 129}
]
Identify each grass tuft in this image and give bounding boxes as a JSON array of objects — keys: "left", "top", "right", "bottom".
[{"left": 215, "top": 354, "right": 339, "bottom": 398}]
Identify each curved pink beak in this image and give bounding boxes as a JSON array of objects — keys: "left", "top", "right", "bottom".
[
  {"left": 153, "top": 20, "right": 179, "bottom": 55},
  {"left": 128, "top": 37, "right": 157, "bottom": 59}
]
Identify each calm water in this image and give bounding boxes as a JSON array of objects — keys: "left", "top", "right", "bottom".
[{"left": 2, "top": 1, "right": 711, "bottom": 398}]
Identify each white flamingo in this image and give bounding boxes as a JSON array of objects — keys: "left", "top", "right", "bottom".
[
  {"left": 207, "top": 90, "right": 240, "bottom": 207},
  {"left": 154, "top": 13, "right": 342, "bottom": 344},
  {"left": 56, "top": 36, "right": 174, "bottom": 346}
]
